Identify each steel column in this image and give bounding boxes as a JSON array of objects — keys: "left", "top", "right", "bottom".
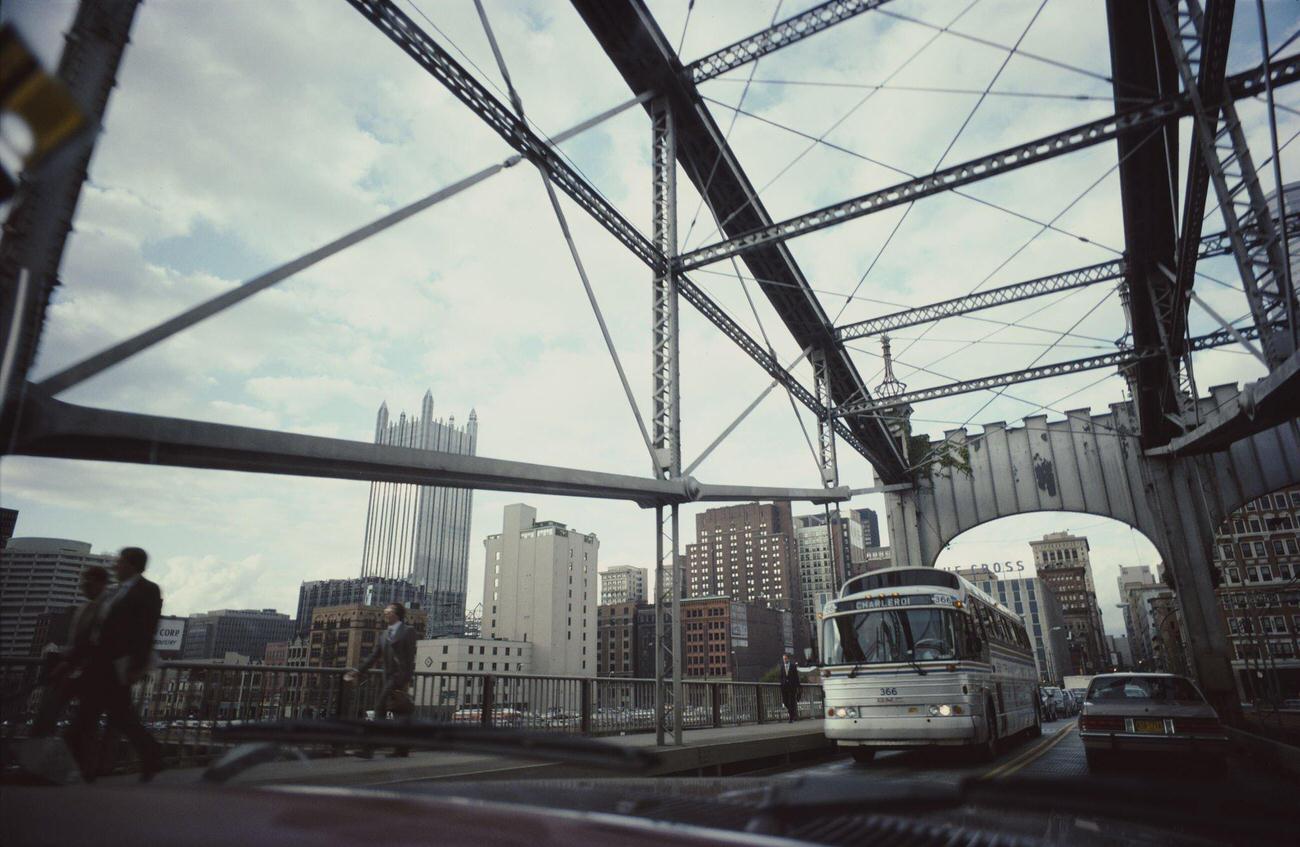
[{"left": 811, "top": 349, "right": 838, "bottom": 487}]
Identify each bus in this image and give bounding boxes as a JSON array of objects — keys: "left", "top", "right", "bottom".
[{"left": 819, "top": 567, "right": 1040, "bottom": 762}]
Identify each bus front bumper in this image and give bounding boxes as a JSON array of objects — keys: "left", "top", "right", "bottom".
[{"left": 824, "top": 714, "right": 979, "bottom": 747}]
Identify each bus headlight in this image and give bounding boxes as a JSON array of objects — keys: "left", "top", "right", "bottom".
[
  {"left": 938, "top": 704, "right": 952, "bottom": 716},
  {"left": 928, "top": 704, "right": 954, "bottom": 717},
  {"left": 833, "top": 707, "right": 860, "bottom": 719}
]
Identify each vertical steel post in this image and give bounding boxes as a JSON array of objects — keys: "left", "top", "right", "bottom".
[
  {"left": 651, "top": 95, "right": 682, "bottom": 744},
  {"left": 811, "top": 348, "right": 839, "bottom": 489},
  {"left": 1256, "top": 0, "right": 1297, "bottom": 348}
]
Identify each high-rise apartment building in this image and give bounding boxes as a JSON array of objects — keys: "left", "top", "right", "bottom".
[
  {"left": 1029, "top": 531, "right": 1107, "bottom": 674},
  {"left": 599, "top": 566, "right": 648, "bottom": 605},
  {"left": 0, "top": 538, "right": 115, "bottom": 656},
  {"left": 482, "top": 504, "right": 598, "bottom": 677},
  {"left": 360, "top": 391, "right": 477, "bottom": 638},
  {"left": 1209, "top": 485, "right": 1300, "bottom": 702},
  {"left": 181, "top": 609, "right": 296, "bottom": 661},
  {"left": 295, "top": 577, "right": 433, "bottom": 637},
  {"left": 793, "top": 513, "right": 851, "bottom": 651},
  {"left": 951, "top": 568, "right": 1073, "bottom": 685},
  {"left": 683, "top": 502, "right": 803, "bottom": 650}
]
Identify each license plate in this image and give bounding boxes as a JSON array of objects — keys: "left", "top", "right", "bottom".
[{"left": 1133, "top": 719, "right": 1165, "bottom": 734}]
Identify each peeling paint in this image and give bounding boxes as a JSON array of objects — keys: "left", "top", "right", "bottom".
[{"left": 1033, "top": 455, "right": 1058, "bottom": 497}]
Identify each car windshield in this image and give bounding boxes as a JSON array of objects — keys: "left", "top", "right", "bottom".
[
  {"left": 1087, "top": 677, "right": 1205, "bottom": 702},
  {"left": 827, "top": 609, "right": 960, "bottom": 664}
]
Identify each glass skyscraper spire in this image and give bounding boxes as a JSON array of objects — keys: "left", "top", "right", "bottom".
[{"left": 360, "top": 390, "right": 476, "bottom": 636}]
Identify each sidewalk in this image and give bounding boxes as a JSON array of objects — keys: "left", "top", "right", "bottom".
[{"left": 105, "top": 720, "right": 832, "bottom": 787}]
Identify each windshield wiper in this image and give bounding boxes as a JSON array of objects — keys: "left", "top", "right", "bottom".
[
  {"left": 204, "top": 719, "right": 659, "bottom": 783},
  {"left": 846, "top": 662, "right": 866, "bottom": 678},
  {"left": 903, "top": 650, "right": 928, "bottom": 676}
]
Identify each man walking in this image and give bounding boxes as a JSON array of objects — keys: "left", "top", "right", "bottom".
[
  {"left": 33, "top": 565, "right": 110, "bottom": 736},
  {"left": 66, "top": 547, "right": 164, "bottom": 781},
  {"left": 345, "top": 602, "right": 418, "bottom": 757},
  {"left": 779, "top": 652, "right": 801, "bottom": 724}
]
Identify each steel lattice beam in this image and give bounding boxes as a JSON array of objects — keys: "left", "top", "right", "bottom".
[
  {"left": 686, "top": 0, "right": 892, "bottom": 83},
  {"left": 834, "top": 214, "right": 1299, "bottom": 341},
  {"left": 572, "top": 0, "right": 910, "bottom": 483},
  {"left": 675, "top": 53, "right": 1300, "bottom": 272},
  {"left": 835, "top": 325, "right": 1262, "bottom": 416}
]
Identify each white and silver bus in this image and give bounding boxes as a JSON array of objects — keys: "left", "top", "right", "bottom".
[{"left": 819, "top": 566, "right": 1039, "bottom": 762}]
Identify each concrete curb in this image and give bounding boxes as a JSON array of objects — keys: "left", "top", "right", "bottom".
[{"left": 1225, "top": 727, "right": 1300, "bottom": 779}]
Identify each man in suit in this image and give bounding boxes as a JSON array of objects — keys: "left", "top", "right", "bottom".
[
  {"left": 345, "top": 602, "right": 418, "bottom": 757},
  {"left": 32, "top": 565, "right": 110, "bottom": 736},
  {"left": 779, "top": 652, "right": 801, "bottom": 724},
  {"left": 66, "top": 547, "right": 164, "bottom": 781}
]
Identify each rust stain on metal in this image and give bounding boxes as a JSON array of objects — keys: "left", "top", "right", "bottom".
[{"left": 1033, "top": 455, "right": 1057, "bottom": 497}]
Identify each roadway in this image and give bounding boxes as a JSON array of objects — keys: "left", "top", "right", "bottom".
[{"left": 761, "top": 717, "right": 1293, "bottom": 788}]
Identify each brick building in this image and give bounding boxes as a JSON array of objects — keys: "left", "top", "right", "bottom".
[
  {"left": 681, "top": 596, "right": 794, "bottom": 682},
  {"left": 307, "top": 604, "right": 429, "bottom": 670},
  {"left": 597, "top": 601, "right": 646, "bottom": 677},
  {"left": 1029, "top": 531, "right": 1108, "bottom": 674}
]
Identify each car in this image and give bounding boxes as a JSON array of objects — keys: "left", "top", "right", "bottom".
[
  {"left": 1038, "top": 687, "right": 1058, "bottom": 721},
  {"left": 1043, "top": 686, "right": 1069, "bottom": 718},
  {"left": 1079, "top": 673, "right": 1230, "bottom": 770}
]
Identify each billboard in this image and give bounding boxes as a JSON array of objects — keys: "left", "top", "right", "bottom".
[{"left": 154, "top": 617, "right": 185, "bottom": 653}]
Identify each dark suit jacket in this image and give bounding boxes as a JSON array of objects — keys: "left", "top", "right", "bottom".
[
  {"left": 359, "top": 621, "right": 418, "bottom": 687},
  {"left": 779, "top": 661, "right": 801, "bottom": 694},
  {"left": 93, "top": 576, "right": 163, "bottom": 679}
]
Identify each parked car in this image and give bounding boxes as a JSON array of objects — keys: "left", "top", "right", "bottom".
[
  {"left": 1079, "top": 673, "right": 1230, "bottom": 770},
  {"left": 1043, "top": 686, "right": 1069, "bottom": 719}
]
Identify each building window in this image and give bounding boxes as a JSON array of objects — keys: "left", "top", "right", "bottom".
[{"left": 441, "top": 662, "right": 447, "bottom": 670}]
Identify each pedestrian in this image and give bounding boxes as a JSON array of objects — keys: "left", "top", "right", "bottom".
[
  {"left": 779, "top": 652, "right": 801, "bottom": 724},
  {"left": 65, "top": 547, "right": 164, "bottom": 782},
  {"left": 32, "top": 565, "right": 110, "bottom": 736},
  {"left": 345, "top": 602, "right": 417, "bottom": 757}
]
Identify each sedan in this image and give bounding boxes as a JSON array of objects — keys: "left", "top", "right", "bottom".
[{"left": 1079, "top": 673, "right": 1230, "bottom": 770}]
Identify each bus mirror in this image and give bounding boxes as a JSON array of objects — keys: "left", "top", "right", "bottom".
[{"left": 803, "top": 648, "right": 813, "bottom": 661}]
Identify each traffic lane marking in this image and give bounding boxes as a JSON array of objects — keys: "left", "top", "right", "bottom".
[{"left": 980, "top": 721, "right": 1077, "bottom": 780}]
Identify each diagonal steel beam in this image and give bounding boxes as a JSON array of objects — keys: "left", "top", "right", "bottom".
[
  {"left": 834, "top": 213, "right": 1300, "bottom": 341},
  {"left": 835, "top": 324, "right": 1263, "bottom": 415},
  {"left": 345, "top": 0, "right": 867, "bottom": 468},
  {"left": 686, "top": 0, "right": 893, "bottom": 83},
  {"left": 676, "top": 53, "right": 1300, "bottom": 271}
]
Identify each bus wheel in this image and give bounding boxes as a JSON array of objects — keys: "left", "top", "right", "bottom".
[
  {"left": 978, "top": 702, "right": 999, "bottom": 762},
  {"left": 850, "top": 747, "right": 876, "bottom": 764}
]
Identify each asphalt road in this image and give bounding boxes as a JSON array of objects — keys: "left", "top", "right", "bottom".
[{"left": 761, "top": 717, "right": 1289, "bottom": 788}]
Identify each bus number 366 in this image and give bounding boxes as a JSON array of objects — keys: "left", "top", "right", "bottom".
[{"left": 879, "top": 687, "right": 898, "bottom": 696}]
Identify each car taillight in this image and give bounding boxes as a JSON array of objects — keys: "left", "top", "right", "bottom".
[
  {"left": 1174, "top": 717, "right": 1222, "bottom": 733},
  {"left": 1080, "top": 715, "right": 1124, "bottom": 731}
]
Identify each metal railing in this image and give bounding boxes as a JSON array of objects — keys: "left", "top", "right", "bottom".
[{"left": 1, "top": 657, "right": 824, "bottom": 771}]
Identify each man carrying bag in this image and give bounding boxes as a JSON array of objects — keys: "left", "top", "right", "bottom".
[{"left": 345, "top": 603, "right": 417, "bottom": 757}]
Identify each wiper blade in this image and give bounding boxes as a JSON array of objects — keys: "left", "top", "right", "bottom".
[
  {"left": 904, "top": 650, "right": 928, "bottom": 676},
  {"left": 208, "top": 719, "right": 659, "bottom": 777},
  {"left": 846, "top": 662, "right": 865, "bottom": 678}
]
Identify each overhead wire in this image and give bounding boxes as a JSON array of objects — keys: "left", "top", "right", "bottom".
[
  {"left": 707, "top": 77, "right": 1131, "bottom": 103},
  {"left": 832, "top": 0, "right": 1052, "bottom": 327}
]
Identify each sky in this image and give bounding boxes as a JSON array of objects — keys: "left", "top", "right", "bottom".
[{"left": 2, "top": 0, "right": 1296, "bottom": 639}]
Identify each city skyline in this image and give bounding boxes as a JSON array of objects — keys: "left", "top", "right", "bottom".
[{"left": 0, "top": 0, "right": 1274, "bottom": 640}]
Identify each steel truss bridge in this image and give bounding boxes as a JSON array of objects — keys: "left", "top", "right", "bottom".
[{"left": 1, "top": 0, "right": 1298, "bottom": 740}]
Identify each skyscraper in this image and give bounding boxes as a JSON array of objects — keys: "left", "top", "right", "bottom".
[
  {"left": 295, "top": 577, "right": 433, "bottom": 637},
  {"left": 683, "top": 502, "right": 804, "bottom": 651},
  {"left": 360, "top": 390, "right": 477, "bottom": 637},
  {"left": 1, "top": 538, "right": 115, "bottom": 656},
  {"left": 599, "top": 565, "right": 648, "bottom": 605},
  {"left": 1030, "top": 531, "right": 1108, "bottom": 674},
  {"left": 794, "top": 512, "right": 852, "bottom": 652}
]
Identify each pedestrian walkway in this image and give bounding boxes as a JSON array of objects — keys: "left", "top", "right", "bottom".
[{"left": 103, "top": 720, "right": 831, "bottom": 787}]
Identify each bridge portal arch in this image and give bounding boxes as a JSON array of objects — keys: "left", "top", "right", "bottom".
[{"left": 882, "top": 384, "right": 1300, "bottom": 716}]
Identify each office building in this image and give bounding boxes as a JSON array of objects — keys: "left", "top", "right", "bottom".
[
  {"left": 597, "top": 601, "right": 649, "bottom": 677},
  {"left": 1105, "top": 634, "right": 1133, "bottom": 670},
  {"left": 181, "top": 609, "right": 295, "bottom": 661},
  {"left": 0, "top": 537, "right": 115, "bottom": 657},
  {"left": 681, "top": 596, "right": 795, "bottom": 682},
  {"left": 848, "top": 545, "right": 893, "bottom": 578},
  {"left": 306, "top": 603, "right": 428, "bottom": 670},
  {"left": 636, "top": 604, "right": 657, "bottom": 678},
  {"left": 0, "top": 507, "right": 17, "bottom": 549},
  {"left": 1029, "top": 531, "right": 1108, "bottom": 674},
  {"left": 482, "top": 504, "right": 598, "bottom": 677},
  {"left": 463, "top": 603, "right": 483, "bottom": 639},
  {"left": 420, "top": 636, "right": 532, "bottom": 674},
  {"left": 295, "top": 577, "right": 434, "bottom": 637},
  {"left": 846, "top": 507, "right": 881, "bottom": 565},
  {"left": 793, "top": 512, "right": 851, "bottom": 653},
  {"left": 1210, "top": 485, "right": 1300, "bottom": 701},
  {"left": 359, "top": 391, "right": 477, "bottom": 638},
  {"left": 683, "top": 503, "right": 804, "bottom": 651},
  {"left": 599, "top": 565, "right": 648, "bottom": 605},
  {"left": 952, "top": 567, "right": 1072, "bottom": 685},
  {"left": 1116, "top": 565, "right": 1158, "bottom": 669}
]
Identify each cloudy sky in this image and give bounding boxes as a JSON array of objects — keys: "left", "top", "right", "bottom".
[{"left": 2, "top": 1, "right": 1296, "bottom": 637}]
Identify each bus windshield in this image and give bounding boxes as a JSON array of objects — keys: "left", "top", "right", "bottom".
[{"left": 828, "top": 608, "right": 961, "bottom": 665}]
